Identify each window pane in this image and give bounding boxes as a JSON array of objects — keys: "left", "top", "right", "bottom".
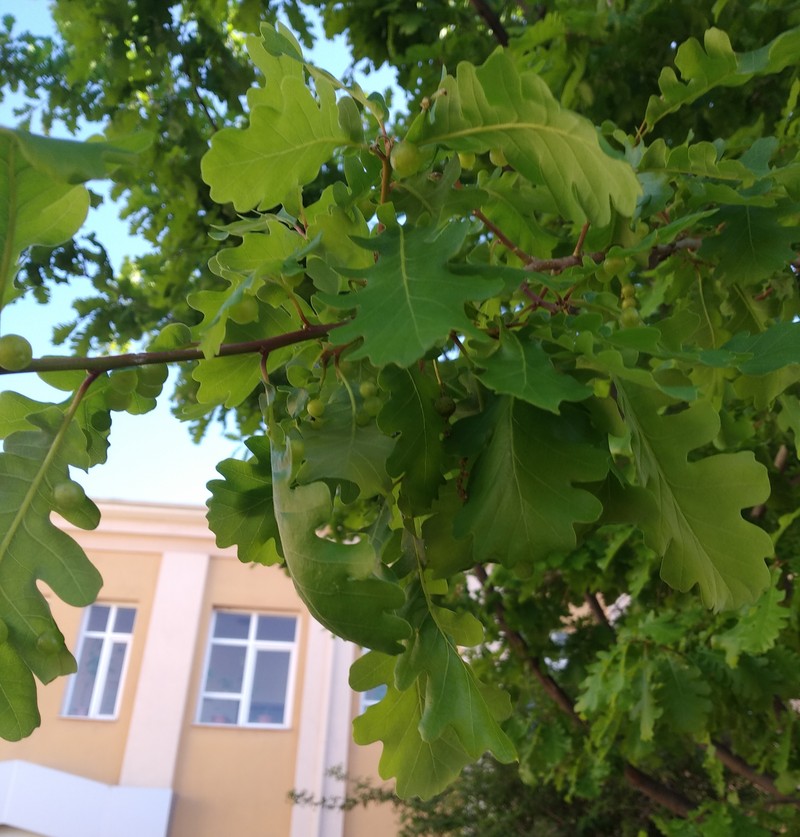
[
  {"left": 205, "top": 644, "right": 246, "bottom": 693},
  {"left": 87, "top": 605, "right": 110, "bottom": 632},
  {"left": 256, "top": 615, "right": 296, "bottom": 642},
  {"left": 113, "top": 607, "right": 136, "bottom": 634},
  {"left": 200, "top": 697, "right": 240, "bottom": 724},
  {"left": 98, "top": 642, "right": 127, "bottom": 715},
  {"left": 213, "top": 612, "right": 250, "bottom": 639},
  {"left": 66, "top": 636, "right": 103, "bottom": 716},
  {"left": 248, "top": 650, "right": 290, "bottom": 724}
]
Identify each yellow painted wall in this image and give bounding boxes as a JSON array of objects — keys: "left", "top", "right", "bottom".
[
  {"left": 0, "top": 503, "right": 401, "bottom": 837},
  {"left": 343, "top": 695, "right": 400, "bottom": 837},
  {"left": 0, "top": 546, "right": 161, "bottom": 785},
  {"left": 170, "top": 554, "right": 307, "bottom": 837}
]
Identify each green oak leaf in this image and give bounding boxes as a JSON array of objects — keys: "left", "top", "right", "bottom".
[
  {"left": 645, "top": 26, "right": 800, "bottom": 130},
  {"left": 351, "top": 617, "right": 515, "bottom": 801},
  {"left": 377, "top": 365, "right": 445, "bottom": 514},
  {"left": 712, "top": 572, "right": 789, "bottom": 667},
  {"left": 187, "top": 305, "right": 299, "bottom": 412},
  {"left": 201, "top": 30, "right": 351, "bottom": 212},
  {"left": 417, "top": 50, "right": 639, "bottom": 225},
  {"left": 456, "top": 398, "right": 608, "bottom": 567},
  {"left": 630, "top": 658, "right": 661, "bottom": 743},
  {"left": 270, "top": 435, "right": 410, "bottom": 654},
  {"left": 617, "top": 382, "right": 772, "bottom": 609},
  {"left": 721, "top": 322, "right": 800, "bottom": 375},
  {"left": 192, "top": 221, "right": 306, "bottom": 357},
  {"left": 0, "top": 128, "right": 147, "bottom": 303},
  {"left": 475, "top": 328, "right": 591, "bottom": 414},
  {"left": 0, "top": 412, "right": 102, "bottom": 739},
  {"left": 297, "top": 392, "right": 394, "bottom": 499},
  {"left": 352, "top": 653, "right": 474, "bottom": 799},
  {"left": 700, "top": 205, "right": 798, "bottom": 283},
  {"left": 410, "top": 615, "right": 516, "bottom": 761},
  {"left": 655, "top": 657, "right": 711, "bottom": 735},
  {"left": 322, "top": 222, "right": 503, "bottom": 367},
  {"left": 206, "top": 436, "right": 283, "bottom": 566},
  {"left": 0, "top": 641, "right": 39, "bottom": 741},
  {"left": 420, "top": 485, "right": 474, "bottom": 579}
]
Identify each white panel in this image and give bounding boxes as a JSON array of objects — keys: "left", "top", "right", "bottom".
[{"left": 0, "top": 761, "right": 172, "bottom": 837}]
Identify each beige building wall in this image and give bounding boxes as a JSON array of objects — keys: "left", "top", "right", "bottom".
[{"left": 0, "top": 502, "right": 398, "bottom": 837}]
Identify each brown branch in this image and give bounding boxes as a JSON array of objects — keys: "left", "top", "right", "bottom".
[
  {"left": 710, "top": 741, "right": 800, "bottom": 807},
  {"left": 0, "top": 322, "right": 343, "bottom": 376},
  {"left": 468, "top": 0, "right": 510, "bottom": 46},
  {"left": 623, "top": 764, "right": 694, "bottom": 818},
  {"left": 585, "top": 590, "right": 793, "bottom": 809},
  {"left": 191, "top": 82, "right": 219, "bottom": 132},
  {"left": 584, "top": 592, "right": 611, "bottom": 629},
  {"left": 473, "top": 564, "right": 695, "bottom": 818},
  {"left": 473, "top": 565, "right": 582, "bottom": 725}
]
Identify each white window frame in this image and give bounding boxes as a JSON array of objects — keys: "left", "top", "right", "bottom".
[
  {"left": 62, "top": 603, "right": 136, "bottom": 720},
  {"left": 196, "top": 610, "right": 299, "bottom": 729}
]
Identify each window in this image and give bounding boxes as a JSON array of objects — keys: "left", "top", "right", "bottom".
[
  {"left": 197, "top": 611, "right": 298, "bottom": 727},
  {"left": 63, "top": 604, "right": 136, "bottom": 719}
]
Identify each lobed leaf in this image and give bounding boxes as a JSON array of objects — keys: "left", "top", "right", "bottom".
[
  {"left": 617, "top": 383, "right": 772, "bottom": 610},
  {"left": 418, "top": 50, "right": 640, "bottom": 225},
  {"left": 0, "top": 409, "right": 102, "bottom": 740},
  {"left": 645, "top": 26, "right": 800, "bottom": 130},
  {"left": 475, "top": 328, "right": 591, "bottom": 414},
  {"left": 712, "top": 572, "right": 789, "bottom": 667},
  {"left": 206, "top": 436, "right": 283, "bottom": 566},
  {"left": 201, "top": 31, "right": 352, "bottom": 212},
  {"left": 323, "top": 222, "right": 502, "bottom": 367},
  {"left": 377, "top": 365, "right": 446, "bottom": 514},
  {"left": 270, "top": 434, "right": 409, "bottom": 654},
  {"left": 456, "top": 397, "right": 608, "bottom": 568}
]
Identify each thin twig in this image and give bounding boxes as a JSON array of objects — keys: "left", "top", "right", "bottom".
[
  {"left": 573, "top": 222, "right": 590, "bottom": 257},
  {"left": 473, "top": 209, "right": 533, "bottom": 264}
]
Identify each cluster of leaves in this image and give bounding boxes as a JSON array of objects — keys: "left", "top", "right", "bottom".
[{"left": 2, "top": 2, "right": 800, "bottom": 832}]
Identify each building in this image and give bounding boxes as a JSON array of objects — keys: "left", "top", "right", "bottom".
[{"left": 0, "top": 502, "right": 398, "bottom": 837}]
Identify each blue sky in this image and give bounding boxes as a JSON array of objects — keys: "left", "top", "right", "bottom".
[{"left": 0, "top": 1, "right": 399, "bottom": 505}]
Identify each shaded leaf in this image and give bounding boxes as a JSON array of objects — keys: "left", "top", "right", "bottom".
[
  {"left": 700, "top": 205, "right": 798, "bottom": 283},
  {"left": 377, "top": 364, "right": 445, "bottom": 513},
  {"left": 271, "top": 435, "right": 409, "bottom": 653},
  {"left": 475, "top": 328, "right": 591, "bottom": 414},
  {"left": 206, "top": 436, "right": 283, "bottom": 566},
  {"left": 712, "top": 572, "right": 789, "bottom": 667},
  {"left": 645, "top": 26, "right": 800, "bottom": 129},
  {"left": 456, "top": 398, "right": 608, "bottom": 567},
  {"left": 297, "top": 391, "right": 394, "bottom": 498}
]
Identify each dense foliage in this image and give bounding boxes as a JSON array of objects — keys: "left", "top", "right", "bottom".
[{"left": 2, "top": 2, "right": 800, "bottom": 832}]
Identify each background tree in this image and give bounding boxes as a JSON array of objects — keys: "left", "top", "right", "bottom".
[{"left": 2, "top": 2, "right": 800, "bottom": 834}]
